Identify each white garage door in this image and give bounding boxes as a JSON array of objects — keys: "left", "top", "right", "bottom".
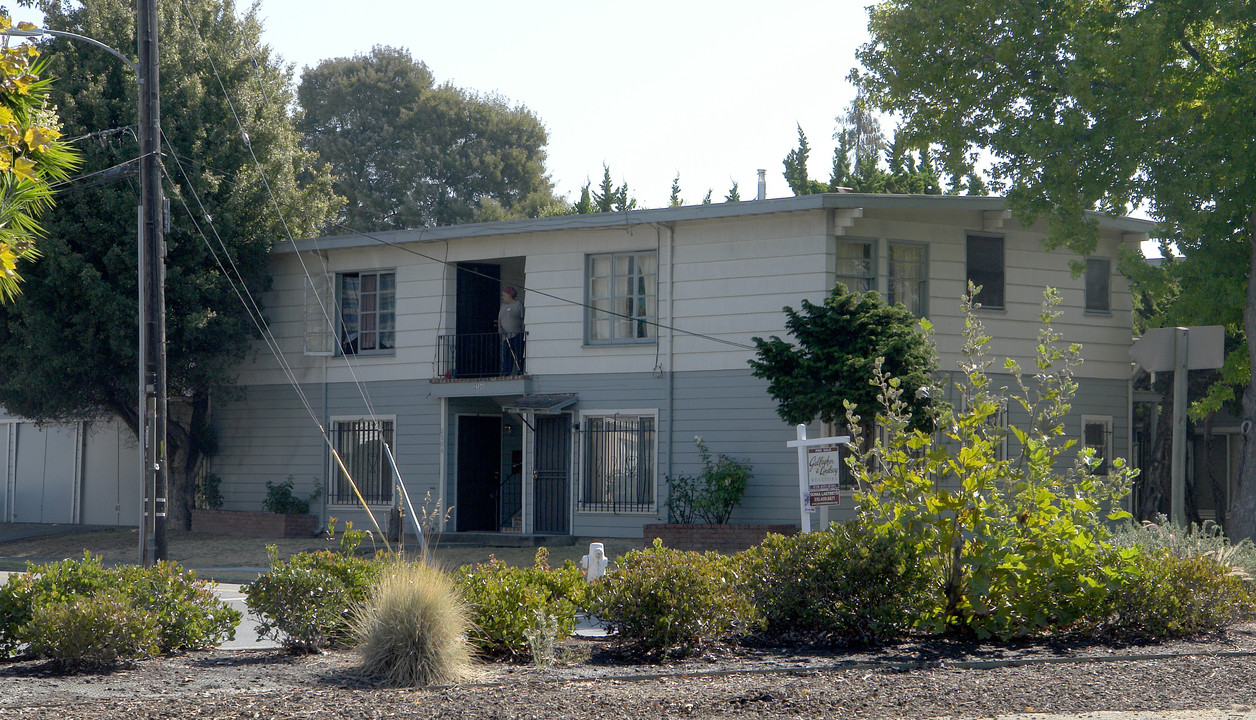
[{"left": 12, "top": 423, "right": 80, "bottom": 524}]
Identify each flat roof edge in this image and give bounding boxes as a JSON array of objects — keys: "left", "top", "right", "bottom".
[{"left": 274, "top": 194, "right": 1156, "bottom": 254}]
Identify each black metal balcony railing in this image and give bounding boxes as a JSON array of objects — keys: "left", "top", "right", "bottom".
[{"left": 436, "top": 332, "right": 527, "bottom": 379}]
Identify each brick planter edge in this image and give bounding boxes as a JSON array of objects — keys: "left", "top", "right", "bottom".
[
  {"left": 643, "top": 523, "right": 799, "bottom": 553},
  {"left": 191, "top": 509, "right": 320, "bottom": 538}
]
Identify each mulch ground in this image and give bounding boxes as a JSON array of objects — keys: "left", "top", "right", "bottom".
[{"left": 4, "top": 626, "right": 1256, "bottom": 719}]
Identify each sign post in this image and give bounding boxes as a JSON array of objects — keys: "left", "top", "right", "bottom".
[
  {"left": 1129, "top": 325, "right": 1224, "bottom": 526},
  {"left": 786, "top": 424, "right": 851, "bottom": 533}
]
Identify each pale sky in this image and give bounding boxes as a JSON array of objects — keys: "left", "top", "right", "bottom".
[
  {"left": 8, "top": 0, "right": 865, "bottom": 209},
  {"left": 12, "top": 1, "right": 1160, "bottom": 254},
  {"left": 242, "top": 0, "right": 868, "bottom": 209}
]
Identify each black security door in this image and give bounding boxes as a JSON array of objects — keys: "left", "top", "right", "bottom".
[
  {"left": 533, "top": 415, "right": 570, "bottom": 534},
  {"left": 455, "top": 263, "right": 500, "bottom": 377},
  {"left": 456, "top": 415, "right": 501, "bottom": 532}
]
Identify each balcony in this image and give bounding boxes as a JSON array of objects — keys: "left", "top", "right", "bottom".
[{"left": 435, "top": 332, "right": 527, "bottom": 380}]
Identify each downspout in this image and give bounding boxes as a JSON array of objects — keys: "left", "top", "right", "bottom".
[
  {"left": 321, "top": 354, "right": 329, "bottom": 528},
  {"left": 665, "top": 223, "right": 676, "bottom": 512},
  {"left": 1127, "top": 372, "right": 1135, "bottom": 517}
]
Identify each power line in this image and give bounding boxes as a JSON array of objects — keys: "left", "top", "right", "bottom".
[{"left": 323, "top": 220, "right": 759, "bottom": 351}]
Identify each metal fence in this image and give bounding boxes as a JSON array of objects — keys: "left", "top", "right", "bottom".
[
  {"left": 579, "top": 416, "right": 655, "bottom": 513},
  {"left": 435, "top": 332, "right": 527, "bottom": 379},
  {"left": 330, "top": 419, "right": 395, "bottom": 504}
]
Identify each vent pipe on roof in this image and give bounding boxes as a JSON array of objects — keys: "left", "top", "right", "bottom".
[{"left": 757, "top": 169, "right": 766, "bottom": 201}]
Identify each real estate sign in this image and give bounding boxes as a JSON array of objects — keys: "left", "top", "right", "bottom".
[
  {"left": 805, "top": 444, "right": 843, "bottom": 507},
  {"left": 787, "top": 425, "right": 851, "bottom": 533}
]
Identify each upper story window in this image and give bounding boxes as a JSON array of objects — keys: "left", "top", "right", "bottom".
[
  {"left": 340, "top": 271, "right": 396, "bottom": 355},
  {"left": 966, "top": 235, "right": 1004, "bottom": 309},
  {"left": 835, "top": 238, "right": 876, "bottom": 293},
  {"left": 587, "top": 251, "right": 657, "bottom": 344},
  {"left": 887, "top": 242, "right": 927, "bottom": 316},
  {"left": 1085, "top": 257, "right": 1111, "bottom": 313}
]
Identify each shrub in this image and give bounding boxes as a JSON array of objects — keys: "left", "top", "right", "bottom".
[
  {"left": 589, "top": 539, "right": 759, "bottom": 657},
  {"left": 847, "top": 288, "right": 1138, "bottom": 639},
  {"left": 244, "top": 546, "right": 383, "bottom": 651},
  {"left": 455, "top": 548, "right": 587, "bottom": 660},
  {"left": 0, "top": 552, "right": 113, "bottom": 656},
  {"left": 666, "top": 437, "right": 752, "bottom": 524},
  {"left": 195, "top": 472, "right": 224, "bottom": 510},
  {"left": 22, "top": 592, "right": 159, "bottom": 670},
  {"left": 0, "top": 553, "right": 239, "bottom": 660},
  {"left": 113, "top": 562, "right": 239, "bottom": 651},
  {"left": 1110, "top": 516, "right": 1256, "bottom": 579},
  {"left": 1094, "top": 547, "right": 1256, "bottom": 640},
  {"left": 738, "top": 524, "right": 932, "bottom": 643},
  {"left": 262, "top": 475, "right": 320, "bottom": 515},
  {"left": 352, "top": 562, "right": 471, "bottom": 687}
]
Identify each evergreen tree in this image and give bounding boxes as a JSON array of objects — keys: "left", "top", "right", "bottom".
[
  {"left": 1, "top": 0, "right": 341, "bottom": 527},
  {"left": 725, "top": 180, "right": 740, "bottom": 202},
  {"left": 574, "top": 181, "right": 594, "bottom": 214},
  {"left": 668, "top": 174, "right": 683, "bottom": 207},
  {"left": 782, "top": 123, "right": 811, "bottom": 196}
]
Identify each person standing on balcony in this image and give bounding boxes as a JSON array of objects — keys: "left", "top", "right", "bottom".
[{"left": 499, "top": 285, "right": 524, "bottom": 375}]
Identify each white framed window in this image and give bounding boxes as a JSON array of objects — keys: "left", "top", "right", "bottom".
[
  {"left": 339, "top": 270, "right": 396, "bottom": 355},
  {"left": 330, "top": 417, "right": 396, "bottom": 504},
  {"left": 966, "top": 235, "right": 1004, "bottom": 309},
  {"left": 1085, "top": 257, "right": 1111, "bottom": 313},
  {"left": 888, "top": 241, "right": 927, "bottom": 315},
  {"left": 586, "top": 251, "right": 657, "bottom": 343},
  {"left": 835, "top": 238, "right": 877, "bottom": 293},
  {"left": 579, "top": 411, "right": 656, "bottom": 512},
  {"left": 1081, "top": 415, "right": 1113, "bottom": 476}
]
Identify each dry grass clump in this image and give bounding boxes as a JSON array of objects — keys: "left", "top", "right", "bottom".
[{"left": 351, "top": 562, "right": 472, "bottom": 687}]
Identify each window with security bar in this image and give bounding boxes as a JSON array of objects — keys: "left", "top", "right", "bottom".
[
  {"left": 331, "top": 419, "right": 395, "bottom": 504},
  {"left": 580, "top": 415, "right": 655, "bottom": 512}
]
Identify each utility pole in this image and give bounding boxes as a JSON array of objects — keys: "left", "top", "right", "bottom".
[{"left": 137, "top": 0, "right": 168, "bottom": 565}]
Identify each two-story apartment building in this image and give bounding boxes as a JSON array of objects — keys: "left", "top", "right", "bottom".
[{"left": 204, "top": 193, "right": 1152, "bottom": 539}]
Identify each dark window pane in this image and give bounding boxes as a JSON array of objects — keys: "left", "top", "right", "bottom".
[
  {"left": 967, "top": 236, "right": 1004, "bottom": 308},
  {"left": 1085, "top": 258, "right": 1110, "bottom": 312}
]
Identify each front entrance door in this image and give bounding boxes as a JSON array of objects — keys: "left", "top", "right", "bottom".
[
  {"left": 456, "top": 415, "right": 501, "bottom": 532},
  {"left": 533, "top": 415, "right": 570, "bottom": 534},
  {"left": 455, "top": 263, "right": 500, "bottom": 377}
]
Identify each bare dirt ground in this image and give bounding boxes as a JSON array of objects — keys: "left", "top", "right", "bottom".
[{"left": 3, "top": 528, "right": 1256, "bottom": 719}]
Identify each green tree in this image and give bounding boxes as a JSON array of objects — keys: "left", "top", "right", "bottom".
[
  {"left": 668, "top": 174, "right": 682, "bottom": 207},
  {"left": 298, "top": 45, "right": 556, "bottom": 231},
  {"left": 853, "top": 0, "right": 1256, "bottom": 538},
  {"left": 0, "top": 0, "right": 340, "bottom": 528},
  {"left": 573, "top": 181, "right": 594, "bottom": 214},
  {"left": 0, "top": 16, "right": 79, "bottom": 301},
  {"left": 590, "top": 163, "right": 635, "bottom": 212},
  {"left": 724, "top": 180, "right": 740, "bottom": 203},
  {"left": 749, "top": 285, "right": 939, "bottom": 441},
  {"left": 701, "top": 189, "right": 713, "bottom": 205},
  {"left": 782, "top": 123, "right": 811, "bottom": 196}
]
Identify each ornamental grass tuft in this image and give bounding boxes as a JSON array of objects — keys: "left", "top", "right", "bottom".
[{"left": 351, "top": 562, "right": 472, "bottom": 688}]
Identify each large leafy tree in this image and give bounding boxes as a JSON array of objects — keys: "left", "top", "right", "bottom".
[
  {"left": 0, "top": 0, "right": 340, "bottom": 527},
  {"left": 749, "top": 285, "right": 940, "bottom": 442},
  {"left": 0, "top": 16, "right": 78, "bottom": 300},
  {"left": 298, "top": 45, "right": 557, "bottom": 231},
  {"left": 853, "top": 0, "right": 1256, "bottom": 537}
]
